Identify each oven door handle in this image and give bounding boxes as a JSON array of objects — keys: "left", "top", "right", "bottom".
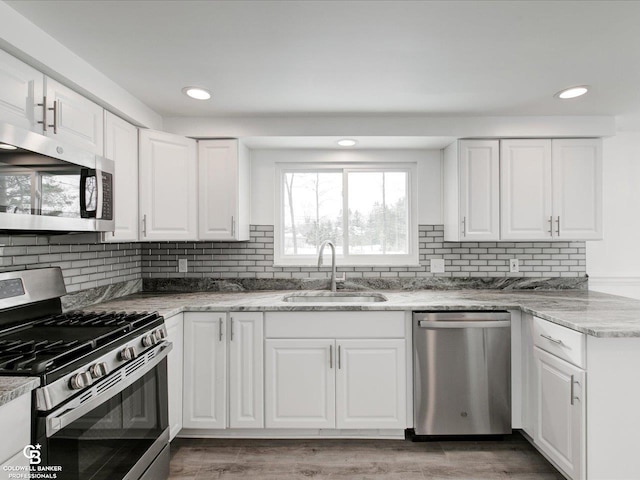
[{"left": 46, "top": 341, "right": 172, "bottom": 437}]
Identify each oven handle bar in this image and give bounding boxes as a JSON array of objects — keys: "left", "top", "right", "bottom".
[{"left": 46, "top": 341, "right": 172, "bottom": 437}]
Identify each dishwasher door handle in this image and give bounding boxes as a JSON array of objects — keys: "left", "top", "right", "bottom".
[{"left": 417, "top": 320, "right": 511, "bottom": 329}]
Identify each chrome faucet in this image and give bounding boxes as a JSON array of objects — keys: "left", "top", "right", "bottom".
[{"left": 317, "top": 240, "right": 337, "bottom": 292}]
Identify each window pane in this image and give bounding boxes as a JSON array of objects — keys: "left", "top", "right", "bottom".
[
  {"left": 348, "top": 171, "right": 408, "bottom": 255},
  {"left": 282, "top": 172, "right": 343, "bottom": 255},
  {"left": 0, "top": 174, "right": 32, "bottom": 214}
]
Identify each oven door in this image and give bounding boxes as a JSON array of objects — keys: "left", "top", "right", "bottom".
[{"left": 36, "top": 342, "right": 171, "bottom": 480}]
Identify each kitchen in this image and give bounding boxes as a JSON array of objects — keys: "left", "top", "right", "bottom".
[{"left": 0, "top": 1, "right": 639, "bottom": 479}]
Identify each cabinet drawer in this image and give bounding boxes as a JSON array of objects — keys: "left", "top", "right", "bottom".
[
  {"left": 265, "top": 311, "right": 405, "bottom": 338},
  {"left": 533, "top": 316, "right": 585, "bottom": 368}
]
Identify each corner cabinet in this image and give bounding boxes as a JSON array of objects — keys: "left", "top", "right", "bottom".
[
  {"left": 103, "top": 112, "right": 138, "bottom": 242},
  {"left": 501, "top": 139, "right": 602, "bottom": 241},
  {"left": 198, "top": 139, "right": 250, "bottom": 241},
  {"left": 182, "top": 312, "right": 264, "bottom": 430},
  {"left": 138, "top": 129, "right": 198, "bottom": 241},
  {"left": 0, "top": 49, "right": 43, "bottom": 132},
  {"left": 444, "top": 139, "right": 500, "bottom": 241},
  {"left": 264, "top": 311, "right": 408, "bottom": 430}
]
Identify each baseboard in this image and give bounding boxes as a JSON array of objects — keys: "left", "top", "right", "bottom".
[{"left": 177, "top": 427, "right": 406, "bottom": 439}]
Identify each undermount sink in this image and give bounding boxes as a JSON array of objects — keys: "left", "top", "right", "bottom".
[{"left": 282, "top": 292, "right": 388, "bottom": 303}]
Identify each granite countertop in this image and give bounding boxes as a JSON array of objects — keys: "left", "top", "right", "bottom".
[
  {"left": 85, "top": 289, "right": 640, "bottom": 338},
  {"left": 0, "top": 377, "right": 40, "bottom": 407}
]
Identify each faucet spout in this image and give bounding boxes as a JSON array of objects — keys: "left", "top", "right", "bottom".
[{"left": 318, "top": 240, "right": 337, "bottom": 292}]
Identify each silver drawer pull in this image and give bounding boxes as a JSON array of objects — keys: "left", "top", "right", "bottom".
[{"left": 541, "top": 333, "right": 564, "bottom": 345}]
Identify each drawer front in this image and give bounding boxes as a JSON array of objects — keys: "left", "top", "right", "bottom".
[
  {"left": 533, "top": 316, "right": 585, "bottom": 368},
  {"left": 265, "top": 311, "right": 405, "bottom": 338}
]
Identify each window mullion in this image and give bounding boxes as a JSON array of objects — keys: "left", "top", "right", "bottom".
[{"left": 342, "top": 169, "right": 349, "bottom": 258}]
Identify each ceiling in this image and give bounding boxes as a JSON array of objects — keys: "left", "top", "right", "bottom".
[
  {"left": 6, "top": 0, "right": 640, "bottom": 118},
  {"left": 241, "top": 136, "right": 455, "bottom": 150}
]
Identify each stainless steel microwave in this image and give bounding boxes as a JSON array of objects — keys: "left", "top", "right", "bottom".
[{"left": 0, "top": 122, "right": 114, "bottom": 233}]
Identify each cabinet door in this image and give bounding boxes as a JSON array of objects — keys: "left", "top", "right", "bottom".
[
  {"left": 0, "top": 49, "right": 43, "bottom": 132},
  {"left": 535, "top": 347, "right": 585, "bottom": 480},
  {"left": 44, "top": 77, "right": 104, "bottom": 155},
  {"left": 459, "top": 140, "right": 500, "bottom": 240},
  {"left": 103, "top": 112, "right": 138, "bottom": 242},
  {"left": 552, "top": 139, "right": 603, "bottom": 240},
  {"left": 336, "top": 339, "right": 406, "bottom": 429},
  {"left": 265, "top": 339, "right": 335, "bottom": 428},
  {"left": 229, "top": 312, "right": 264, "bottom": 429},
  {"left": 183, "top": 313, "right": 227, "bottom": 429},
  {"left": 165, "top": 313, "right": 183, "bottom": 440},
  {"left": 198, "top": 139, "right": 249, "bottom": 240},
  {"left": 501, "top": 140, "right": 553, "bottom": 240},
  {"left": 139, "top": 129, "right": 198, "bottom": 241}
]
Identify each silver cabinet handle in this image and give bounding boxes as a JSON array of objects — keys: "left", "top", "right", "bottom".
[
  {"left": 338, "top": 345, "right": 341, "bottom": 369},
  {"left": 570, "top": 375, "right": 581, "bottom": 405},
  {"left": 556, "top": 216, "right": 560, "bottom": 236},
  {"left": 540, "top": 333, "right": 564, "bottom": 345},
  {"left": 37, "top": 95, "right": 48, "bottom": 132},
  {"left": 230, "top": 317, "right": 234, "bottom": 341},
  {"left": 462, "top": 216, "right": 466, "bottom": 237},
  {"left": 548, "top": 216, "right": 553, "bottom": 236},
  {"left": 329, "top": 344, "right": 333, "bottom": 369},
  {"left": 218, "top": 317, "right": 223, "bottom": 342},
  {"left": 142, "top": 214, "right": 147, "bottom": 237},
  {"left": 231, "top": 216, "right": 235, "bottom": 237},
  {"left": 48, "top": 100, "right": 58, "bottom": 134}
]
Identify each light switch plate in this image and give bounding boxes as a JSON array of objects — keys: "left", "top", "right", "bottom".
[
  {"left": 178, "top": 259, "right": 188, "bottom": 273},
  {"left": 510, "top": 258, "right": 519, "bottom": 273},
  {"left": 430, "top": 258, "right": 445, "bottom": 273}
]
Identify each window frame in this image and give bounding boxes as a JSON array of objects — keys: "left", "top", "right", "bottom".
[{"left": 274, "top": 162, "right": 418, "bottom": 266}]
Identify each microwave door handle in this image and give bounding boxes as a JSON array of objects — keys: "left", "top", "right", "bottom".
[
  {"left": 79, "top": 168, "right": 89, "bottom": 218},
  {"left": 45, "top": 341, "right": 172, "bottom": 437}
]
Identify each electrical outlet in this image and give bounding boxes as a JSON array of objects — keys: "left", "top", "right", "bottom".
[
  {"left": 509, "top": 258, "right": 519, "bottom": 273},
  {"left": 178, "top": 259, "right": 188, "bottom": 273},
  {"left": 430, "top": 258, "right": 445, "bottom": 273}
]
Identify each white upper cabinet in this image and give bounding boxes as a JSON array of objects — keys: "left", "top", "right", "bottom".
[
  {"left": 44, "top": 77, "right": 104, "bottom": 155},
  {"left": 444, "top": 140, "right": 500, "bottom": 241},
  {"left": 501, "top": 140, "right": 553, "bottom": 240},
  {"left": 103, "top": 112, "right": 138, "bottom": 242},
  {"left": 198, "top": 139, "right": 250, "bottom": 241},
  {"left": 501, "top": 139, "right": 602, "bottom": 241},
  {"left": 0, "top": 49, "right": 43, "bottom": 132},
  {"left": 139, "top": 129, "right": 198, "bottom": 241},
  {"left": 552, "top": 139, "right": 603, "bottom": 240}
]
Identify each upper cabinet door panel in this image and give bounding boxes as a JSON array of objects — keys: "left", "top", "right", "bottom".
[
  {"left": 139, "top": 129, "right": 198, "bottom": 241},
  {"left": 501, "top": 140, "right": 553, "bottom": 240},
  {"left": 45, "top": 77, "right": 104, "bottom": 155},
  {"left": 552, "top": 139, "right": 603, "bottom": 240},
  {"left": 459, "top": 140, "right": 500, "bottom": 240},
  {"left": 0, "top": 50, "right": 43, "bottom": 132},
  {"left": 103, "top": 112, "right": 138, "bottom": 242},
  {"left": 198, "top": 139, "right": 238, "bottom": 240}
]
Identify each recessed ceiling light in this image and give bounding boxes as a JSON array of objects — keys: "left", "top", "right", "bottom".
[
  {"left": 337, "top": 139, "right": 358, "bottom": 147},
  {"left": 555, "top": 86, "right": 589, "bottom": 99},
  {"left": 182, "top": 86, "right": 211, "bottom": 100},
  {"left": 0, "top": 144, "right": 17, "bottom": 150}
]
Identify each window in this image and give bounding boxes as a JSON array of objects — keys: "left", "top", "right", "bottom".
[{"left": 276, "top": 163, "right": 417, "bottom": 265}]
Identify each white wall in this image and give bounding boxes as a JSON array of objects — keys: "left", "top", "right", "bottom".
[
  {"left": 587, "top": 129, "right": 640, "bottom": 299},
  {"left": 250, "top": 148, "right": 442, "bottom": 225}
]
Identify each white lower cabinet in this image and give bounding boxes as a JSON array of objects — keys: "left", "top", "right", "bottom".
[
  {"left": 264, "top": 311, "right": 407, "bottom": 431},
  {"left": 0, "top": 393, "right": 30, "bottom": 474},
  {"left": 183, "top": 312, "right": 264, "bottom": 431},
  {"left": 336, "top": 339, "right": 406, "bottom": 429},
  {"left": 534, "top": 347, "right": 585, "bottom": 480},
  {"left": 165, "top": 313, "right": 184, "bottom": 440}
]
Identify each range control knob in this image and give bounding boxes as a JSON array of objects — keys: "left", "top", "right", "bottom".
[
  {"left": 89, "top": 362, "right": 109, "bottom": 379},
  {"left": 69, "top": 371, "right": 93, "bottom": 390},
  {"left": 142, "top": 334, "right": 155, "bottom": 348},
  {"left": 119, "top": 346, "right": 137, "bottom": 361},
  {"left": 156, "top": 328, "right": 167, "bottom": 340}
]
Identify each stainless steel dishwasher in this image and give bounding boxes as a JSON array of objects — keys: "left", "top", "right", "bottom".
[{"left": 413, "top": 311, "right": 511, "bottom": 435}]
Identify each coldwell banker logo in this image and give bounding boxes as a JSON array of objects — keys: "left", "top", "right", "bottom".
[{"left": 23, "top": 444, "right": 41, "bottom": 465}]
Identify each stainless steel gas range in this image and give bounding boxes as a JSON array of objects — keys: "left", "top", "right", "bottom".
[{"left": 0, "top": 267, "right": 171, "bottom": 480}]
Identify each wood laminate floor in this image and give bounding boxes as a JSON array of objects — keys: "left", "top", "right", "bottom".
[{"left": 169, "top": 434, "right": 564, "bottom": 480}]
